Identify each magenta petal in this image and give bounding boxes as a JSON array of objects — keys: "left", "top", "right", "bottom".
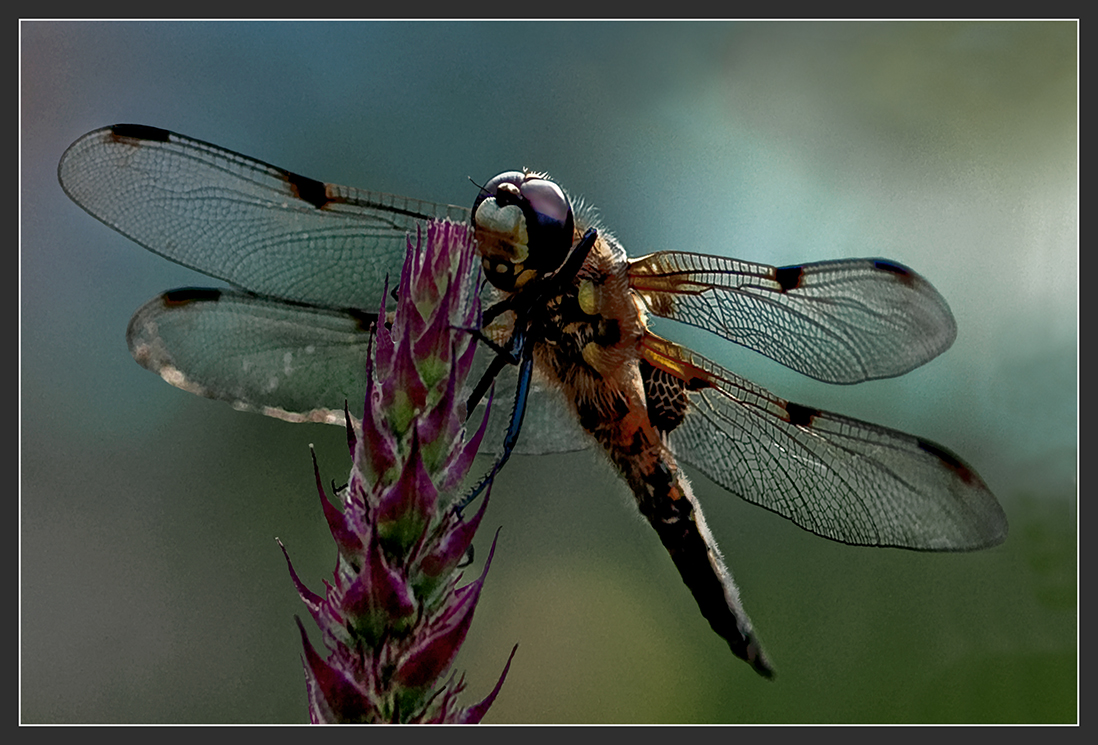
[
  {"left": 287, "top": 219, "right": 508, "bottom": 723},
  {"left": 296, "top": 617, "right": 374, "bottom": 724},
  {"left": 310, "top": 448, "right": 363, "bottom": 563},
  {"left": 396, "top": 232, "right": 429, "bottom": 320},
  {"left": 374, "top": 430, "right": 439, "bottom": 546},
  {"left": 278, "top": 540, "right": 325, "bottom": 621},
  {"left": 453, "top": 332, "right": 479, "bottom": 397},
  {"left": 414, "top": 393, "right": 454, "bottom": 456},
  {"left": 413, "top": 304, "right": 454, "bottom": 374},
  {"left": 358, "top": 380, "right": 399, "bottom": 483},
  {"left": 339, "top": 532, "right": 417, "bottom": 643},
  {"left": 439, "top": 388, "right": 492, "bottom": 493},
  {"left": 458, "top": 644, "right": 519, "bottom": 724},
  {"left": 393, "top": 531, "right": 499, "bottom": 689},
  {"left": 392, "top": 617, "right": 465, "bottom": 690},
  {"left": 279, "top": 546, "right": 356, "bottom": 650},
  {"left": 419, "top": 485, "right": 491, "bottom": 579},
  {"left": 385, "top": 327, "right": 429, "bottom": 413},
  {"left": 371, "top": 319, "right": 394, "bottom": 383}
]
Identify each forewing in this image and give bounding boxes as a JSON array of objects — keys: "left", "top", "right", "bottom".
[
  {"left": 59, "top": 124, "right": 471, "bottom": 311},
  {"left": 128, "top": 287, "right": 588, "bottom": 453},
  {"left": 629, "top": 252, "right": 957, "bottom": 384},
  {"left": 640, "top": 334, "right": 1006, "bottom": 551}
]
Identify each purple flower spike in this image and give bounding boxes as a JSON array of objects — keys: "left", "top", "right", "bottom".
[{"left": 282, "top": 220, "right": 515, "bottom": 723}]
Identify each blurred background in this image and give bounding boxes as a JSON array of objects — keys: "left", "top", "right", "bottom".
[{"left": 21, "top": 21, "right": 1076, "bottom": 723}]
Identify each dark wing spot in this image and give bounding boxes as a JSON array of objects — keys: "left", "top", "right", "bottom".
[
  {"left": 774, "top": 265, "right": 804, "bottom": 292},
  {"left": 784, "top": 401, "right": 818, "bottom": 427},
  {"left": 872, "top": 259, "right": 910, "bottom": 276},
  {"left": 110, "top": 123, "right": 171, "bottom": 143},
  {"left": 873, "top": 259, "right": 917, "bottom": 287},
  {"left": 161, "top": 287, "right": 223, "bottom": 306},
  {"left": 286, "top": 170, "right": 331, "bottom": 209},
  {"left": 917, "top": 438, "right": 979, "bottom": 486}
]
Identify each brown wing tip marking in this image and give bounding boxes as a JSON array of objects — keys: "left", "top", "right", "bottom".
[
  {"left": 916, "top": 437, "right": 981, "bottom": 488},
  {"left": 109, "top": 123, "right": 171, "bottom": 144},
  {"left": 872, "top": 259, "right": 918, "bottom": 288},
  {"left": 161, "top": 288, "right": 224, "bottom": 307},
  {"left": 285, "top": 170, "right": 333, "bottom": 209}
]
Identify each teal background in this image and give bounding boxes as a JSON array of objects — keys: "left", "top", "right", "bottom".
[{"left": 21, "top": 22, "right": 1076, "bottom": 723}]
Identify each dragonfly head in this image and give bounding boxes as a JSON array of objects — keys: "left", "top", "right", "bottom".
[{"left": 472, "top": 170, "right": 575, "bottom": 292}]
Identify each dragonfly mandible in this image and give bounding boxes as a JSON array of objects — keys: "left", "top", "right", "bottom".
[{"left": 58, "top": 124, "right": 1007, "bottom": 678}]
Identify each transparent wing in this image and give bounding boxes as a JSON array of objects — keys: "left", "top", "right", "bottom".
[
  {"left": 629, "top": 251, "right": 957, "bottom": 384},
  {"left": 127, "top": 288, "right": 377, "bottom": 423},
  {"left": 59, "top": 124, "right": 471, "bottom": 311},
  {"left": 480, "top": 374, "right": 589, "bottom": 457},
  {"left": 127, "top": 287, "right": 588, "bottom": 453},
  {"left": 640, "top": 334, "right": 1006, "bottom": 551}
]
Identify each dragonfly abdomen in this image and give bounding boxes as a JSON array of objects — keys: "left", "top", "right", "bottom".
[
  {"left": 586, "top": 399, "right": 774, "bottom": 679},
  {"left": 535, "top": 237, "right": 775, "bottom": 677},
  {"left": 557, "top": 339, "right": 774, "bottom": 676},
  {"left": 654, "top": 484, "right": 773, "bottom": 678}
]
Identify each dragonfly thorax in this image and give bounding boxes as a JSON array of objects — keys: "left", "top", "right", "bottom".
[{"left": 472, "top": 170, "right": 575, "bottom": 292}]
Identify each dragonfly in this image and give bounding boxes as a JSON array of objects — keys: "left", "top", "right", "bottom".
[{"left": 58, "top": 124, "right": 1007, "bottom": 679}]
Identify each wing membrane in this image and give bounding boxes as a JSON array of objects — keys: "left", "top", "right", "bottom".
[
  {"left": 59, "top": 124, "right": 471, "bottom": 311},
  {"left": 629, "top": 251, "right": 957, "bottom": 384},
  {"left": 127, "top": 287, "right": 587, "bottom": 453},
  {"left": 639, "top": 334, "right": 1006, "bottom": 550},
  {"left": 127, "top": 288, "right": 378, "bottom": 423}
]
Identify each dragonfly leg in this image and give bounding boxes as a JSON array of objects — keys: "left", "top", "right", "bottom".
[
  {"left": 455, "top": 333, "right": 533, "bottom": 513},
  {"left": 465, "top": 342, "right": 515, "bottom": 416}
]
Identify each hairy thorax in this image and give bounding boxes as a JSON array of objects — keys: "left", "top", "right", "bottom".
[{"left": 529, "top": 228, "right": 685, "bottom": 513}]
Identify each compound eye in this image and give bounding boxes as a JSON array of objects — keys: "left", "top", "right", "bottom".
[
  {"left": 471, "top": 170, "right": 577, "bottom": 292},
  {"left": 519, "top": 177, "right": 570, "bottom": 225}
]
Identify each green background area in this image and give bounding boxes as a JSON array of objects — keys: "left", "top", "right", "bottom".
[{"left": 22, "top": 21, "right": 1076, "bottom": 723}]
